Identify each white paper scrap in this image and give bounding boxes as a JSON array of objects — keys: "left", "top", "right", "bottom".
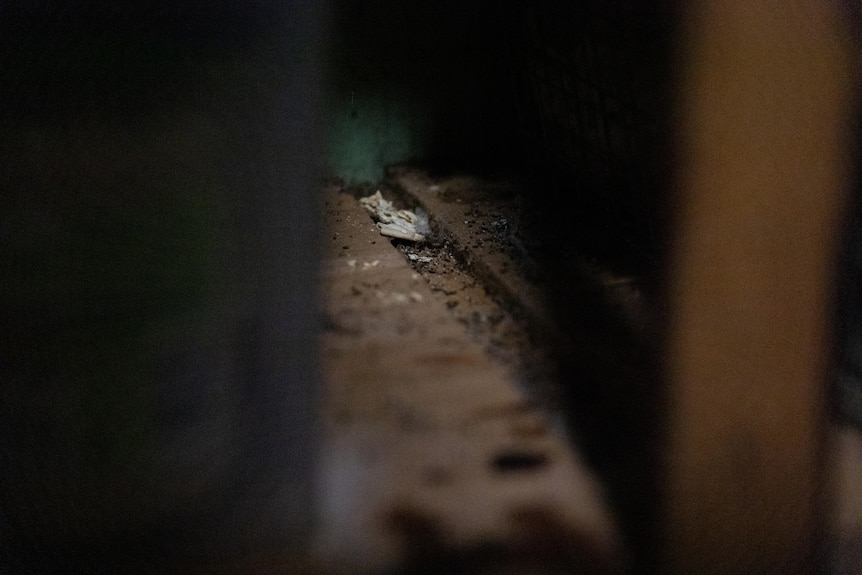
[{"left": 358, "top": 191, "right": 427, "bottom": 242}]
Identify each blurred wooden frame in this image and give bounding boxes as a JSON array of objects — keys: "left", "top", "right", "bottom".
[{"left": 665, "top": 1, "right": 856, "bottom": 573}]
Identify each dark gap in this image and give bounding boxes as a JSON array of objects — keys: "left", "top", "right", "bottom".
[{"left": 491, "top": 451, "right": 550, "bottom": 473}]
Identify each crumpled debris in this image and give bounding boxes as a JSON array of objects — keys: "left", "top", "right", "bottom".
[
  {"left": 358, "top": 190, "right": 428, "bottom": 242},
  {"left": 407, "top": 253, "right": 432, "bottom": 263}
]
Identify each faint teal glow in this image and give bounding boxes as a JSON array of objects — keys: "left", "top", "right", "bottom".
[{"left": 326, "top": 91, "right": 428, "bottom": 184}]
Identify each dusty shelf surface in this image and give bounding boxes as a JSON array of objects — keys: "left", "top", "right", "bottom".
[
  {"left": 315, "top": 179, "right": 627, "bottom": 575},
  {"left": 315, "top": 168, "right": 862, "bottom": 575}
]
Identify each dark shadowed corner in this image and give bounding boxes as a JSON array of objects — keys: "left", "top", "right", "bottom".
[{"left": 0, "top": 2, "right": 329, "bottom": 573}]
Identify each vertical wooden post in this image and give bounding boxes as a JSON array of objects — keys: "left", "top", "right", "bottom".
[{"left": 665, "top": 1, "right": 854, "bottom": 573}]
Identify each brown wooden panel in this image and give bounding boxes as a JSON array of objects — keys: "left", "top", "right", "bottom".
[{"left": 664, "top": 1, "right": 855, "bottom": 573}]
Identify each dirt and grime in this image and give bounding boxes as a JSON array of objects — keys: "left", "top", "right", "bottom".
[
  {"left": 318, "top": 169, "right": 862, "bottom": 575},
  {"left": 332, "top": 174, "right": 573, "bottom": 425},
  {"left": 317, "top": 179, "right": 626, "bottom": 574}
]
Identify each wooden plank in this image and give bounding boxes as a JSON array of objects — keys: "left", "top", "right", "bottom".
[
  {"left": 316, "top": 186, "right": 627, "bottom": 574},
  {"left": 664, "top": 1, "right": 855, "bottom": 573}
]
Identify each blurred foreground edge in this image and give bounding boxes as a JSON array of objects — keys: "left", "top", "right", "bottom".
[
  {"left": 664, "top": 1, "right": 857, "bottom": 574},
  {"left": 0, "top": 2, "right": 328, "bottom": 573}
]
